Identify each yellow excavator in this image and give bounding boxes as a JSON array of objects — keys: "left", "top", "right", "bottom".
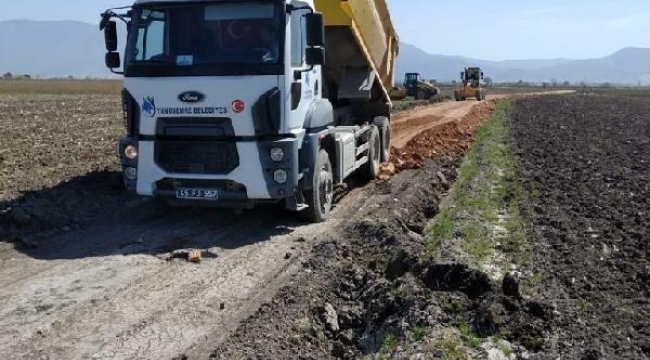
[
  {"left": 455, "top": 67, "right": 487, "bottom": 101},
  {"left": 391, "top": 73, "right": 441, "bottom": 101}
]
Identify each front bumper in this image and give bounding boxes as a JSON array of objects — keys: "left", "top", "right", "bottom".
[{"left": 118, "top": 136, "right": 301, "bottom": 202}]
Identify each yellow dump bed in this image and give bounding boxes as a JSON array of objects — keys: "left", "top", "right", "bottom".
[{"left": 314, "top": 0, "right": 399, "bottom": 104}]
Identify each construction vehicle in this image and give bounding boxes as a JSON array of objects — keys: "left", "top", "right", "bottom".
[
  {"left": 404, "top": 72, "right": 441, "bottom": 100},
  {"left": 99, "top": 0, "right": 399, "bottom": 222},
  {"left": 390, "top": 73, "right": 440, "bottom": 101},
  {"left": 389, "top": 86, "right": 408, "bottom": 101},
  {"left": 455, "top": 67, "right": 487, "bottom": 101}
]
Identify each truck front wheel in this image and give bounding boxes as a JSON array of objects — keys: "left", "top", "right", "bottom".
[{"left": 300, "top": 149, "right": 334, "bottom": 223}]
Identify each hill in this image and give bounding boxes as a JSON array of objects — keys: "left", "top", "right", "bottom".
[{"left": 396, "top": 43, "right": 650, "bottom": 85}]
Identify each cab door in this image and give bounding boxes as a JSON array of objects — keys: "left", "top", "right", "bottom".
[{"left": 285, "top": 8, "right": 322, "bottom": 131}]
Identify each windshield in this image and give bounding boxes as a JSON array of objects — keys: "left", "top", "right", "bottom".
[{"left": 125, "top": 2, "right": 283, "bottom": 77}]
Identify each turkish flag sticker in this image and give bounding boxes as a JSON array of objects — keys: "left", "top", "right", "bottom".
[{"left": 232, "top": 100, "right": 245, "bottom": 114}]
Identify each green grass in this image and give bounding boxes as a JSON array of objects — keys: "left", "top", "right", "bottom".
[
  {"left": 521, "top": 272, "right": 545, "bottom": 296},
  {"left": 391, "top": 272, "right": 418, "bottom": 298},
  {"left": 457, "top": 321, "right": 481, "bottom": 349},
  {"left": 427, "top": 210, "right": 453, "bottom": 250},
  {"left": 380, "top": 333, "right": 399, "bottom": 355},
  {"left": 411, "top": 326, "right": 430, "bottom": 342},
  {"left": 438, "top": 295, "right": 463, "bottom": 314},
  {"left": 424, "top": 100, "right": 532, "bottom": 273},
  {"left": 497, "top": 341, "right": 514, "bottom": 356},
  {"left": 0, "top": 79, "right": 123, "bottom": 94},
  {"left": 434, "top": 338, "right": 466, "bottom": 360},
  {"left": 579, "top": 298, "right": 592, "bottom": 314}
]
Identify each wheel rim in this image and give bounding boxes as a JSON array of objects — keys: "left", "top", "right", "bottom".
[{"left": 318, "top": 163, "right": 334, "bottom": 214}]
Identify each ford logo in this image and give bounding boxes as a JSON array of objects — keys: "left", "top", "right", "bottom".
[{"left": 178, "top": 91, "right": 205, "bottom": 103}]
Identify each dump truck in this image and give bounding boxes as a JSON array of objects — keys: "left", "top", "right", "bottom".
[
  {"left": 99, "top": 0, "right": 399, "bottom": 222},
  {"left": 455, "top": 67, "right": 486, "bottom": 101}
]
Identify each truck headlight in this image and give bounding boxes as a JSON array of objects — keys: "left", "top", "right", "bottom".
[
  {"left": 273, "top": 169, "right": 288, "bottom": 184},
  {"left": 124, "top": 167, "right": 138, "bottom": 181},
  {"left": 124, "top": 145, "right": 138, "bottom": 160},
  {"left": 270, "top": 147, "right": 284, "bottom": 162}
]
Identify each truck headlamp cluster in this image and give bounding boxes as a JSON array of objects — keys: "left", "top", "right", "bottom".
[
  {"left": 270, "top": 147, "right": 285, "bottom": 162},
  {"left": 124, "top": 167, "right": 138, "bottom": 181},
  {"left": 124, "top": 145, "right": 138, "bottom": 160}
]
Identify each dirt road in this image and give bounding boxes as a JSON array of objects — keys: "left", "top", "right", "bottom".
[
  {"left": 391, "top": 90, "right": 574, "bottom": 149},
  {"left": 0, "top": 92, "right": 505, "bottom": 359},
  {"left": 1, "top": 194, "right": 389, "bottom": 359},
  {"left": 392, "top": 101, "right": 478, "bottom": 149}
]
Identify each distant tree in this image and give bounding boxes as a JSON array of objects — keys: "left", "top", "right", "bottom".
[
  {"left": 562, "top": 81, "right": 570, "bottom": 87},
  {"left": 67, "top": 75, "right": 75, "bottom": 80},
  {"left": 484, "top": 77, "right": 493, "bottom": 87},
  {"left": 551, "top": 79, "right": 559, "bottom": 87},
  {"left": 22, "top": 74, "right": 31, "bottom": 80},
  {"left": 451, "top": 80, "right": 457, "bottom": 85},
  {"left": 2, "top": 72, "right": 12, "bottom": 79}
]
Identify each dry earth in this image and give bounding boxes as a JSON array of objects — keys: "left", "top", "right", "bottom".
[{"left": 0, "top": 90, "right": 557, "bottom": 359}]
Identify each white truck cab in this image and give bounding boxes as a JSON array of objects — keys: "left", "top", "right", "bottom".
[{"left": 101, "top": 0, "right": 398, "bottom": 222}]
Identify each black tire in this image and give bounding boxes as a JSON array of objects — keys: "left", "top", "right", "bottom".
[
  {"left": 300, "top": 149, "right": 334, "bottom": 223},
  {"left": 417, "top": 89, "right": 427, "bottom": 100},
  {"left": 476, "top": 90, "right": 482, "bottom": 101},
  {"left": 454, "top": 90, "right": 460, "bottom": 101},
  {"left": 360, "top": 126, "right": 381, "bottom": 180},
  {"left": 373, "top": 116, "right": 391, "bottom": 162}
]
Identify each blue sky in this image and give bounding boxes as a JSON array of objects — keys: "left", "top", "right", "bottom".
[{"left": 1, "top": 0, "right": 648, "bottom": 60}]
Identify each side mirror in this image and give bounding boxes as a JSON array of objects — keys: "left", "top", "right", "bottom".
[
  {"left": 305, "top": 13, "right": 325, "bottom": 47},
  {"left": 104, "top": 20, "right": 118, "bottom": 52},
  {"left": 460, "top": 72, "right": 464, "bottom": 79},
  {"left": 106, "top": 52, "right": 121, "bottom": 69},
  {"left": 306, "top": 47, "right": 325, "bottom": 66},
  {"left": 481, "top": 72, "right": 484, "bottom": 79}
]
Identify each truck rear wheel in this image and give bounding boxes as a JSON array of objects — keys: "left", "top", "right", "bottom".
[
  {"left": 373, "top": 116, "right": 391, "bottom": 162},
  {"left": 300, "top": 149, "right": 334, "bottom": 223},
  {"left": 454, "top": 90, "right": 461, "bottom": 101},
  {"left": 360, "top": 126, "right": 381, "bottom": 180}
]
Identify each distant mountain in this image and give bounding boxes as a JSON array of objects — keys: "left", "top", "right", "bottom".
[
  {"left": 396, "top": 43, "right": 650, "bottom": 85},
  {"left": 1, "top": 20, "right": 649, "bottom": 84}
]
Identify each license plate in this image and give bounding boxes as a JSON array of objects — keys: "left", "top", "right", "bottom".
[{"left": 176, "top": 188, "right": 219, "bottom": 200}]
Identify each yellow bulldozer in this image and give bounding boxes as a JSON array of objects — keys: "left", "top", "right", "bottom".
[
  {"left": 454, "top": 67, "right": 487, "bottom": 101},
  {"left": 391, "top": 72, "right": 441, "bottom": 101}
]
